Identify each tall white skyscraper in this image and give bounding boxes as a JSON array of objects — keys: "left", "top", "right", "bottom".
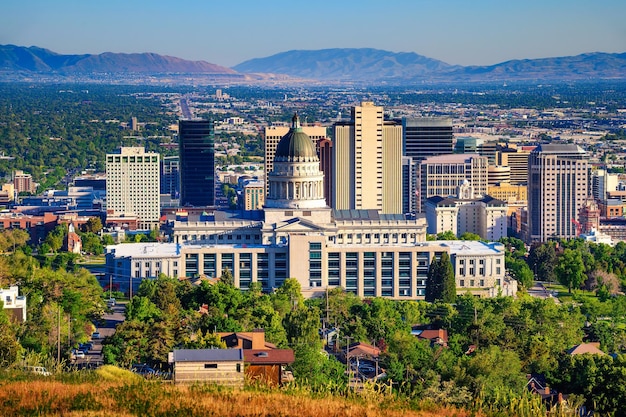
[
  {"left": 333, "top": 101, "right": 403, "bottom": 214},
  {"left": 528, "top": 144, "right": 589, "bottom": 242},
  {"left": 106, "top": 147, "right": 160, "bottom": 229}
]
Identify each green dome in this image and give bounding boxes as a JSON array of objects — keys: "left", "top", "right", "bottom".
[{"left": 275, "top": 114, "right": 318, "bottom": 162}]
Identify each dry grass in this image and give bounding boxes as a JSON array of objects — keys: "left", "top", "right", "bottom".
[{"left": 0, "top": 378, "right": 474, "bottom": 417}]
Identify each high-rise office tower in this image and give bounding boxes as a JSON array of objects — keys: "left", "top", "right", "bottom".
[
  {"left": 264, "top": 123, "right": 327, "bottom": 198},
  {"left": 333, "top": 102, "right": 403, "bottom": 214},
  {"left": 497, "top": 147, "right": 532, "bottom": 185},
  {"left": 317, "top": 138, "right": 333, "bottom": 207},
  {"left": 419, "top": 154, "right": 489, "bottom": 213},
  {"left": 528, "top": 144, "right": 589, "bottom": 242},
  {"left": 402, "top": 117, "right": 454, "bottom": 214},
  {"left": 403, "top": 117, "right": 454, "bottom": 163},
  {"left": 179, "top": 119, "right": 215, "bottom": 207},
  {"left": 106, "top": 147, "right": 160, "bottom": 229},
  {"left": 160, "top": 155, "right": 180, "bottom": 199},
  {"left": 402, "top": 156, "right": 418, "bottom": 215}
]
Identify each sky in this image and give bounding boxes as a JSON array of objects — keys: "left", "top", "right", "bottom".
[{"left": 1, "top": 0, "right": 625, "bottom": 68}]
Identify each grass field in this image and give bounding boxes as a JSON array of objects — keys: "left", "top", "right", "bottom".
[{"left": 0, "top": 377, "right": 473, "bottom": 417}]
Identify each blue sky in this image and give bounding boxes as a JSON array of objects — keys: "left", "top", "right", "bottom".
[{"left": 1, "top": 0, "right": 625, "bottom": 68}]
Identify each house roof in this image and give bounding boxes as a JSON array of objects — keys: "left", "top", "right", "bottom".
[
  {"left": 348, "top": 342, "right": 380, "bottom": 358},
  {"left": 173, "top": 348, "right": 243, "bottom": 362},
  {"left": 413, "top": 328, "right": 449, "bottom": 343},
  {"left": 567, "top": 343, "right": 606, "bottom": 356},
  {"left": 243, "top": 349, "right": 295, "bottom": 365}
]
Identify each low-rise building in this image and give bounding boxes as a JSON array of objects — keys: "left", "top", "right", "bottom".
[
  {"left": 171, "top": 349, "right": 244, "bottom": 386},
  {"left": 0, "top": 286, "right": 27, "bottom": 322}
]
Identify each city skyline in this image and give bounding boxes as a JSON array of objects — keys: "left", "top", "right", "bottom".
[{"left": 1, "top": 0, "right": 624, "bottom": 68}]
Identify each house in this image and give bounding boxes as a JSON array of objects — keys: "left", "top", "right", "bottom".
[
  {"left": 567, "top": 342, "right": 606, "bottom": 356},
  {"left": 343, "top": 342, "right": 381, "bottom": 362},
  {"left": 217, "top": 330, "right": 276, "bottom": 350},
  {"left": 243, "top": 349, "right": 295, "bottom": 386},
  {"left": 411, "top": 326, "right": 449, "bottom": 347},
  {"left": 171, "top": 348, "right": 244, "bottom": 387},
  {"left": 0, "top": 286, "right": 27, "bottom": 322}
]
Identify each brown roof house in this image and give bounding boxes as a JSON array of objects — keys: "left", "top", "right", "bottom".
[
  {"left": 243, "top": 349, "right": 295, "bottom": 386},
  {"left": 411, "top": 326, "right": 449, "bottom": 347},
  {"left": 567, "top": 342, "right": 606, "bottom": 356},
  {"left": 218, "top": 330, "right": 276, "bottom": 350},
  {"left": 171, "top": 348, "right": 244, "bottom": 387}
]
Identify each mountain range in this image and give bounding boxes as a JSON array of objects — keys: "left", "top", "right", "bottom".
[{"left": 2, "top": 44, "right": 625, "bottom": 83}]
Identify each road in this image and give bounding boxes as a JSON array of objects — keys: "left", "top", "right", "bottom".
[
  {"left": 72, "top": 303, "right": 125, "bottom": 367},
  {"left": 528, "top": 281, "right": 560, "bottom": 303}
]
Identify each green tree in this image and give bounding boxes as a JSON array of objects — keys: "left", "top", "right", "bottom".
[
  {"left": 528, "top": 242, "right": 557, "bottom": 282},
  {"left": 555, "top": 248, "right": 586, "bottom": 293},
  {"left": 459, "top": 232, "right": 481, "bottom": 241},
  {"left": 0, "top": 306, "right": 22, "bottom": 366},
  {"left": 426, "top": 253, "right": 456, "bottom": 303},
  {"left": 506, "top": 257, "right": 534, "bottom": 288},
  {"left": 436, "top": 231, "right": 457, "bottom": 240},
  {"left": 84, "top": 217, "right": 103, "bottom": 234},
  {"left": 440, "top": 252, "right": 456, "bottom": 303}
]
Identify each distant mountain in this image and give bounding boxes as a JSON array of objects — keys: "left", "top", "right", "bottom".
[
  {"left": 0, "top": 44, "right": 236, "bottom": 74},
  {"left": 451, "top": 52, "right": 626, "bottom": 81},
  {"left": 233, "top": 48, "right": 455, "bottom": 81},
  {"left": 2, "top": 44, "right": 625, "bottom": 83},
  {"left": 234, "top": 48, "right": 626, "bottom": 82}
]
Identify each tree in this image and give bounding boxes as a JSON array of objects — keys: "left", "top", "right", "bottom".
[
  {"left": 440, "top": 252, "right": 456, "bottom": 303},
  {"left": 84, "top": 217, "right": 103, "bottom": 234},
  {"left": 528, "top": 242, "right": 558, "bottom": 282},
  {"left": 459, "top": 232, "right": 481, "bottom": 241},
  {"left": 436, "top": 231, "right": 457, "bottom": 240},
  {"left": 506, "top": 257, "right": 534, "bottom": 288},
  {"left": 426, "top": 253, "right": 456, "bottom": 303},
  {"left": 555, "top": 248, "right": 586, "bottom": 293},
  {"left": 0, "top": 307, "right": 22, "bottom": 366}
]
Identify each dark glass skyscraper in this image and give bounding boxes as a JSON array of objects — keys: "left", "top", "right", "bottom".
[
  {"left": 402, "top": 117, "right": 454, "bottom": 162},
  {"left": 179, "top": 119, "right": 215, "bottom": 207}
]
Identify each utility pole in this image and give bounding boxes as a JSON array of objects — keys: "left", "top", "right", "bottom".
[
  {"left": 345, "top": 336, "right": 351, "bottom": 376},
  {"left": 57, "top": 305, "right": 61, "bottom": 363}
]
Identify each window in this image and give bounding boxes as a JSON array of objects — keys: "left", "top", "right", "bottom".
[{"left": 204, "top": 364, "right": 218, "bottom": 369}]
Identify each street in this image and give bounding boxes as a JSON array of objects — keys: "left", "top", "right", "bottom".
[{"left": 72, "top": 303, "right": 125, "bottom": 367}]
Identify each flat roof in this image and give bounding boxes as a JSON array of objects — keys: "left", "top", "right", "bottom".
[
  {"left": 440, "top": 241, "right": 504, "bottom": 255},
  {"left": 173, "top": 349, "right": 243, "bottom": 362}
]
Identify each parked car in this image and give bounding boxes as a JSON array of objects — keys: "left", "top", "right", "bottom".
[
  {"left": 72, "top": 349, "right": 85, "bottom": 359},
  {"left": 131, "top": 363, "right": 158, "bottom": 377},
  {"left": 358, "top": 364, "right": 376, "bottom": 374},
  {"left": 79, "top": 342, "right": 93, "bottom": 351},
  {"left": 107, "top": 298, "right": 116, "bottom": 307},
  {"left": 23, "top": 366, "right": 51, "bottom": 376},
  {"left": 91, "top": 331, "right": 101, "bottom": 339}
]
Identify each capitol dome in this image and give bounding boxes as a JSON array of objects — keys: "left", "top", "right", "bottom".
[
  {"left": 265, "top": 113, "right": 327, "bottom": 209},
  {"left": 274, "top": 114, "right": 318, "bottom": 162}
]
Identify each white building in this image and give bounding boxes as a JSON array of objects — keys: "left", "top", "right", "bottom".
[
  {"left": 442, "top": 241, "right": 513, "bottom": 297},
  {"left": 0, "top": 286, "right": 27, "bottom": 322},
  {"left": 425, "top": 181, "right": 508, "bottom": 241},
  {"left": 106, "top": 147, "right": 160, "bottom": 229}
]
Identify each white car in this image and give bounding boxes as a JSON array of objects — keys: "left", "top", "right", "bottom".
[
  {"left": 92, "top": 331, "right": 101, "bottom": 339},
  {"left": 72, "top": 350, "right": 85, "bottom": 359}
]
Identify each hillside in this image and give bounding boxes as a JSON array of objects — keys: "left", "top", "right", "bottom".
[
  {"left": 234, "top": 48, "right": 626, "bottom": 82},
  {"left": 233, "top": 48, "right": 455, "bottom": 81},
  {"left": 0, "top": 44, "right": 235, "bottom": 74}
]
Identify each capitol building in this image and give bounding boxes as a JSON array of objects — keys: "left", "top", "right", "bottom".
[{"left": 106, "top": 115, "right": 514, "bottom": 299}]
